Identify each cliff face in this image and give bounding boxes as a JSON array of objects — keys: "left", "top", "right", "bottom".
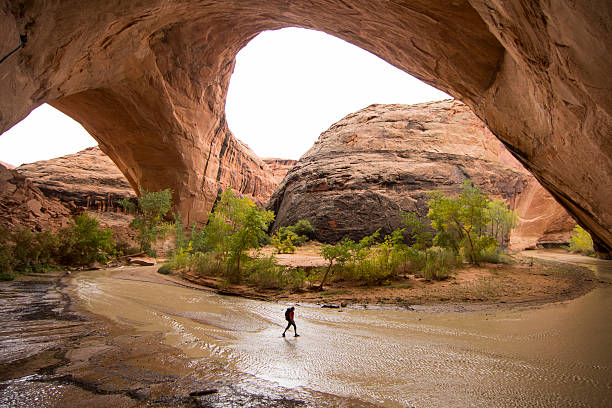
[
  {"left": 17, "top": 147, "right": 135, "bottom": 211},
  {"left": 0, "top": 163, "right": 73, "bottom": 232},
  {"left": 0, "top": 1, "right": 609, "bottom": 254},
  {"left": 511, "top": 180, "right": 577, "bottom": 250},
  {"left": 262, "top": 159, "right": 299, "bottom": 187},
  {"left": 16, "top": 146, "right": 292, "bottom": 212},
  {"left": 268, "top": 100, "right": 575, "bottom": 246}
]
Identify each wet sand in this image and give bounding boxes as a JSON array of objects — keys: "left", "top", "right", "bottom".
[
  {"left": 2, "top": 251, "right": 611, "bottom": 407},
  {"left": 0, "top": 270, "right": 372, "bottom": 407}
]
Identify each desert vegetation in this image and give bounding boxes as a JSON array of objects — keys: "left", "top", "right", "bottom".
[
  {"left": 163, "top": 181, "right": 519, "bottom": 292},
  {"left": 567, "top": 225, "right": 595, "bottom": 256},
  {"left": 0, "top": 214, "right": 117, "bottom": 280}
]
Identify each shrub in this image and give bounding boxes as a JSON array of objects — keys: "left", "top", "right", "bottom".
[
  {"left": 57, "top": 214, "right": 115, "bottom": 266},
  {"left": 421, "top": 247, "right": 458, "bottom": 280},
  {"left": 120, "top": 188, "right": 173, "bottom": 255},
  {"left": 289, "top": 220, "right": 315, "bottom": 240},
  {"left": 271, "top": 230, "right": 297, "bottom": 254},
  {"left": 568, "top": 225, "right": 594, "bottom": 256},
  {"left": 166, "top": 246, "right": 192, "bottom": 270},
  {"left": 245, "top": 256, "right": 286, "bottom": 289},
  {"left": 274, "top": 220, "right": 314, "bottom": 248},
  {"left": 157, "top": 264, "right": 172, "bottom": 275},
  {"left": 189, "top": 251, "right": 225, "bottom": 277},
  {"left": 287, "top": 268, "right": 307, "bottom": 291}
]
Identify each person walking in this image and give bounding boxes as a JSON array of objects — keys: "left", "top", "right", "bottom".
[{"left": 282, "top": 306, "right": 299, "bottom": 337}]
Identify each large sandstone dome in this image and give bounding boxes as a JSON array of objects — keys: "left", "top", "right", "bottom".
[
  {"left": 1, "top": 1, "right": 610, "bottom": 255},
  {"left": 268, "top": 100, "right": 576, "bottom": 246}
]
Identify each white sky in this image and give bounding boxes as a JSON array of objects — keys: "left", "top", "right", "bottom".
[{"left": 0, "top": 27, "right": 448, "bottom": 166}]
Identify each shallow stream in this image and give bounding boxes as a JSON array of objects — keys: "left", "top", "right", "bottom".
[{"left": 73, "top": 252, "right": 612, "bottom": 407}]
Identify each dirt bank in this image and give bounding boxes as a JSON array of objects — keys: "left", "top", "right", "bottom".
[{"left": 177, "top": 246, "right": 605, "bottom": 312}]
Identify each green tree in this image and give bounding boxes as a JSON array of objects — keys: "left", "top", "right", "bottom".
[
  {"left": 319, "top": 238, "right": 353, "bottom": 289},
  {"left": 427, "top": 181, "right": 498, "bottom": 264},
  {"left": 271, "top": 230, "right": 297, "bottom": 254},
  {"left": 568, "top": 225, "right": 594, "bottom": 256},
  {"left": 120, "top": 188, "right": 173, "bottom": 255},
  {"left": 487, "top": 199, "right": 519, "bottom": 247},
  {"left": 205, "top": 189, "right": 274, "bottom": 280},
  {"left": 57, "top": 214, "right": 115, "bottom": 265},
  {"left": 401, "top": 212, "right": 432, "bottom": 250}
]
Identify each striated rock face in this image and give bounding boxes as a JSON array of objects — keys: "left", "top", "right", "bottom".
[
  {"left": 0, "top": 1, "right": 610, "bottom": 254},
  {"left": 17, "top": 147, "right": 135, "bottom": 211},
  {"left": 268, "top": 100, "right": 576, "bottom": 244},
  {"left": 0, "top": 163, "right": 73, "bottom": 232},
  {"left": 16, "top": 146, "right": 291, "bottom": 211},
  {"left": 262, "top": 159, "right": 299, "bottom": 187},
  {"left": 511, "top": 179, "right": 577, "bottom": 250}
]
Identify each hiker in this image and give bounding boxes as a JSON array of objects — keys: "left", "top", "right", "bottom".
[{"left": 282, "top": 306, "right": 299, "bottom": 337}]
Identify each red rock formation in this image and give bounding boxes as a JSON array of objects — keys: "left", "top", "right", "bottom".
[
  {"left": 268, "top": 101, "right": 576, "bottom": 245},
  {"left": 16, "top": 146, "right": 291, "bottom": 211},
  {"left": 262, "top": 159, "right": 299, "bottom": 187},
  {"left": 0, "top": 163, "right": 73, "bottom": 232},
  {"left": 17, "top": 147, "right": 135, "bottom": 211},
  {"left": 0, "top": 1, "right": 610, "bottom": 254},
  {"left": 511, "top": 179, "right": 577, "bottom": 250},
  {"left": 0, "top": 161, "right": 14, "bottom": 169}
]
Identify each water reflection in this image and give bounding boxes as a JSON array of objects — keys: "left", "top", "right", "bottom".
[{"left": 75, "top": 255, "right": 612, "bottom": 407}]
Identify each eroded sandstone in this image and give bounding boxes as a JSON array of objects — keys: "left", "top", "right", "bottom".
[
  {"left": 0, "top": 163, "right": 73, "bottom": 232},
  {"left": 0, "top": 1, "right": 609, "bottom": 254},
  {"left": 268, "top": 101, "right": 576, "bottom": 246}
]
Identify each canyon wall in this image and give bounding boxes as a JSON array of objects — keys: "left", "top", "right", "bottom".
[
  {"left": 16, "top": 146, "right": 291, "bottom": 212},
  {"left": 0, "top": 163, "right": 73, "bottom": 232},
  {"left": 268, "top": 100, "right": 576, "bottom": 247},
  {"left": 0, "top": 1, "right": 609, "bottom": 254}
]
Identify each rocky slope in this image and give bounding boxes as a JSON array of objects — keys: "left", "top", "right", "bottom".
[
  {"left": 17, "top": 147, "right": 135, "bottom": 211},
  {"left": 268, "top": 100, "right": 575, "bottom": 247},
  {"left": 1, "top": 1, "right": 609, "bottom": 254},
  {"left": 0, "top": 163, "right": 74, "bottom": 232}
]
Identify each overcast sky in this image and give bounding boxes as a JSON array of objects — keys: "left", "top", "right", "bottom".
[{"left": 0, "top": 27, "right": 449, "bottom": 167}]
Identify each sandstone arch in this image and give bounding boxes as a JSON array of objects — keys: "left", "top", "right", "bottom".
[{"left": 1, "top": 1, "right": 610, "bottom": 255}]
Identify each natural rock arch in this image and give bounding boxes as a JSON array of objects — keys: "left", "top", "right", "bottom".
[{"left": 1, "top": 1, "right": 610, "bottom": 255}]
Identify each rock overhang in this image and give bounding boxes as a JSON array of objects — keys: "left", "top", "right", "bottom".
[{"left": 0, "top": 1, "right": 610, "bottom": 255}]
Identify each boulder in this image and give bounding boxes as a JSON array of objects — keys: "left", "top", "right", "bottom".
[{"left": 268, "top": 100, "right": 576, "bottom": 246}]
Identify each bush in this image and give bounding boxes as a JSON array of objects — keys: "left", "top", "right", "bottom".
[
  {"left": 271, "top": 230, "right": 297, "bottom": 254},
  {"left": 166, "top": 246, "right": 192, "bottom": 270},
  {"left": 189, "top": 251, "right": 225, "bottom": 277},
  {"left": 289, "top": 220, "right": 315, "bottom": 240},
  {"left": 421, "top": 247, "right": 458, "bottom": 280},
  {"left": 246, "top": 256, "right": 286, "bottom": 289},
  {"left": 120, "top": 188, "right": 173, "bottom": 255},
  {"left": 57, "top": 214, "right": 115, "bottom": 266},
  {"left": 274, "top": 220, "right": 314, "bottom": 248},
  {"left": 568, "top": 225, "right": 594, "bottom": 256},
  {"left": 157, "top": 264, "right": 172, "bottom": 275}
]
